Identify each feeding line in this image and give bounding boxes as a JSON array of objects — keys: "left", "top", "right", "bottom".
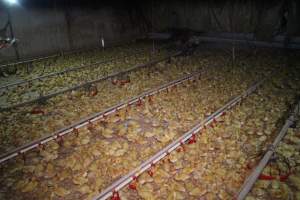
[
  {"left": 0, "top": 39, "right": 144, "bottom": 71},
  {"left": 92, "top": 70, "right": 273, "bottom": 200},
  {"left": 0, "top": 51, "right": 181, "bottom": 112},
  {"left": 236, "top": 101, "right": 300, "bottom": 200},
  {"left": 0, "top": 47, "right": 150, "bottom": 91},
  {"left": 0, "top": 69, "right": 201, "bottom": 164}
]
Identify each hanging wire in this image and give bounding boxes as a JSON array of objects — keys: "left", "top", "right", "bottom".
[
  {"left": 53, "top": 0, "right": 63, "bottom": 55},
  {"left": 0, "top": 20, "right": 9, "bottom": 41},
  {"left": 151, "top": 0, "right": 155, "bottom": 54}
]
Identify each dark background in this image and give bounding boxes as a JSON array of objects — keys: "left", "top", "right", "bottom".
[{"left": 1, "top": 0, "right": 299, "bottom": 61}]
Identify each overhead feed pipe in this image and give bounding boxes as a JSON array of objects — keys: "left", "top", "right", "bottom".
[
  {"left": 92, "top": 70, "right": 274, "bottom": 200},
  {"left": 0, "top": 69, "right": 201, "bottom": 164},
  {"left": 0, "top": 51, "right": 181, "bottom": 112},
  {"left": 236, "top": 101, "right": 300, "bottom": 200}
]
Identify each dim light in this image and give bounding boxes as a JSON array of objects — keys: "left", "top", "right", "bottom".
[{"left": 4, "top": 0, "right": 18, "bottom": 6}]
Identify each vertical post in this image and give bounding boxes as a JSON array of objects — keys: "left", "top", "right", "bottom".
[
  {"left": 101, "top": 36, "right": 105, "bottom": 52},
  {"left": 232, "top": 42, "right": 235, "bottom": 67},
  {"left": 152, "top": 39, "right": 155, "bottom": 54},
  {"left": 64, "top": 0, "right": 73, "bottom": 51},
  {"left": 7, "top": 7, "right": 20, "bottom": 60},
  {"left": 150, "top": 0, "right": 154, "bottom": 61},
  {"left": 54, "top": 0, "right": 62, "bottom": 55},
  {"left": 283, "top": 0, "right": 291, "bottom": 68}
]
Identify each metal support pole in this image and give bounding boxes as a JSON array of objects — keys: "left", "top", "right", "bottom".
[{"left": 7, "top": 7, "right": 20, "bottom": 60}]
